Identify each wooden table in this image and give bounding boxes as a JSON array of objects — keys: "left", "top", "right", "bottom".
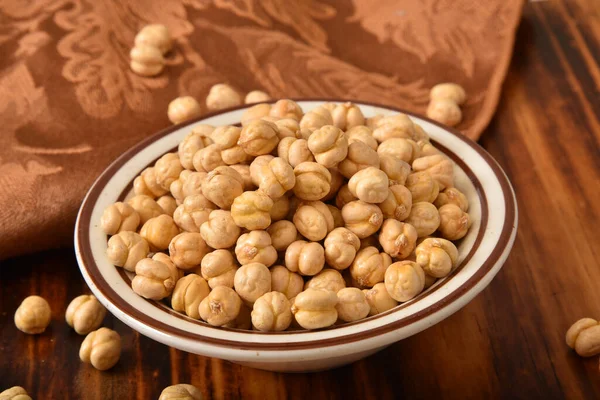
[{"left": 2, "top": 1, "right": 600, "bottom": 398}]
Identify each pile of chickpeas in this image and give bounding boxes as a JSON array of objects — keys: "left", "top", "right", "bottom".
[{"left": 102, "top": 99, "right": 473, "bottom": 332}]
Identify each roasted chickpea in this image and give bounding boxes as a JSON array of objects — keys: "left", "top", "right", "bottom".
[
  {"left": 267, "top": 220, "right": 298, "bottom": 251},
  {"left": 378, "top": 220, "right": 418, "bottom": 259},
  {"left": 405, "top": 171, "right": 440, "bottom": 203},
  {"left": 79, "top": 327, "right": 121, "bottom": 371},
  {"left": 345, "top": 125, "right": 378, "bottom": 150},
  {"left": 350, "top": 246, "right": 392, "bottom": 288},
  {"left": 238, "top": 119, "right": 280, "bottom": 156},
  {"left": 251, "top": 291, "right": 292, "bottom": 331},
  {"left": 199, "top": 286, "right": 242, "bottom": 326},
  {"left": 0, "top": 386, "right": 32, "bottom": 400},
  {"left": 372, "top": 114, "right": 416, "bottom": 142},
  {"left": 415, "top": 238, "right": 459, "bottom": 278},
  {"left": 132, "top": 253, "right": 182, "bottom": 300},
  {"left": 101, "top": 202, "right": 140, "bottom": 235},
  {"left": 14, "top": 296, "right": 51, "bottom": 334},
  {"left": 299, "top": 106, "right": 334, "bottom": 132},
  {"left": 379, "top": 155, "right": 411, "bottom": 186},
  {"left": 134, "top": 24, "right": 172, "bottom": 54},
  {"left": 254, "top": 157, "right": 295, "bottom": 199},
  {"left": 249, "top": 155, "right": 275, "bottom": 186},
  {"left": 278, "top": 137, "right": 314, "bottom": 167},
  {"left": 293, "top": 201, "right": 334, "bottom": 241},
  {"left": 241, "top": 103, "right": 272, "bottom": 125},
  {"left": 192, "top": 144, "right": 225, "bottom": 172},
  {"left": 129, "top": 45, "right": 165, "bottom": 77},
  {"left": 171, "top": 274, "right": 210, "bottom": 320},
  {"left": 377, "top": 138, "right": 420, "bottom": 164},
  {"left": 293, "top": 162, "right": 331, "bottom": 200},
  {"left": 304, "top": 269, "right": 346, "bottom": 293},
  {"left": 430, "top": 83, "right": 467, "bottom": 105},
  {"left": 173, "top": 194, "right": 215, "bottom": 232},
  {"left": 331, "top": 102, "right": 365, "bottom": 130},
  {"left": 284, "top": 240, "right": 325, "bottom": 276},
  {"left": 418, "top": 141, "right": 442, "bottom": 158},
  {"left": 200, "top": 250, "right": 238, "bottom": 289},
  {"left": 338, "top": 141, "right": 380, "bottom": 179},
  {"left": 363, "top": 283, "right": 398, "bottom": 316},
  {"left": 235, "top": 231, "right": 278, "bottom": 266},
  {"left": 245, "top": 90, "right": 270, "bottom": 104},
  {"left": 106, "top": 231, "right": 150, "bottom": 271},
  {"left": 291, "top": 289, "right": 338, "bottom": 330},
  {"left": 336, "top": 287, "right": 369, "bottom": 322},
  {"left": 342, "top": 200, "right": 383, "bottom": 239},
  {"left": 378, "top": 185, "right": 412, "bottom": 221},
  {"left": 156, "top": 195, "right": 177, "bottom": 216},
  {"left": 426, "top": 99, "right": 462, "bottom": 127},
  {"left": 335, "top": 184, "right": 357, "bottom": 209},
  {"left": 206, "top": 83, "right": 242, "bottom": 111},
  {"left": 269, "top": 99, "right": 303, "bottom": 121},
  {"left": 384, "top": 261, "right": 425, "bottom": 302},
  {"left": 273, "top": 118, "right": 303, "bottom": 139},
  {"left": 434, "top": 187, "right": 469, "bottom": 212},
  {"left": 134, "top": 167, "right": 168, "bottom": 198},
  {"left": 230, "top": 164, "right": 256, "bottom": 191},
  {"left": 201, "top": 166, "right": 244, "bottom": 210},
  {"left": 347, "top": 167, "right": 389, "bottom": 204},
  {"left": 211, "top": 126, "right": 250, "bottom": 165},
  {"left": 438, "top": 204, "right": 471, "bottom": 240},
  {"left": 168, "top": 232, "right": 210, "bottom": 270},
  {"left": 231, "top": 190, "right": 273, "bottom": 230},
  {"left": 158, "top": 384, "right": 203, "bottom": 400},
  {"left": 270, "top": 195, "right": 291, "bottom": 222},
  {"left": 155, "top": 153, "right": 184, "bottom": 191},
  {"left": 168, "top": 96, "right": 202, "bottom": 124},
  {"left": 324, "top": 227, "right": 360, "bottom": 270},
  {"left": 566, "top": 318, "right": 600, "bottom": 357},
  {"left": 170, "top": 171, "right": 208, "bottom": 204},
  {"left": 412, "top": 154, "right": 454, "bottom": 190},
  {"left": 307, "top": 125, "right": 348, "bottom": 168},
  {"left": 270, "top": 265, "right": 304, "bottom": 299},
  {"left": 65, "top": 295, "right": 106, "bottom": 335},
  {"left": 178, "top": 126, "right": 215, "bottom": 170},
  {"left": 200, "top": 210, "right": 240, "bottom": 249},
  {"left": 234, "top": 262, "right": 271, "bottom": 305},
  {"left": 140, "top": 214, "right": 180, "bottom": 251},
  {"left": 405, "top": 202, "right": 440, "bottom": 238}
]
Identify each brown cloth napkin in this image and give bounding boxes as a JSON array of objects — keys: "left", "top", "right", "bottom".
[{"left": 0, "top": 0, "right": 524, "bottom": 260}]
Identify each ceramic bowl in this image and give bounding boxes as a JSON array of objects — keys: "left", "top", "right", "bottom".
[{"left": 75, "top": 100, "right": 517, "bottom": 372}]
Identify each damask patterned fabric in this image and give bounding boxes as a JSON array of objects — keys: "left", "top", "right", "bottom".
[{"left": 0, "top": 0, "right": 524, "bottom": 260}]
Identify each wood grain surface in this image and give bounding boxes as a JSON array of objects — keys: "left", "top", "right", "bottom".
[{"left": 1, "top": 1, "right": 600, "bottom": 398}]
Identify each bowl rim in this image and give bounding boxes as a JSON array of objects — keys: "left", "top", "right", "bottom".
[{"left": 75, "top": 98, "right": 517, "bottom": 353}]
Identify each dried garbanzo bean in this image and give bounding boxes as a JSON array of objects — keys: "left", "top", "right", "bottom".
[
  {"left": 384, "top": 261, "right": 425, "bottom": 302},
  {"left": 192, "top": 144, "right": 225, "bottom": 172},
  {"left": 231, "top": 190, "right": 273, "bottom": 230},
  {"left": 412, "top": 154, "right": 454, "bottom": 190},
  {"left": 0, "top": 386, "right": 32, "bottom": 400},
  {"left": 168, "top": 96, "right": 202, "bottom": 125},
  {"left": 405, "top": 171, "right": 440, "bottom": 203},
  {"left": 307, "top": 125, "right": 348, "bottom": 168},
  {"left": 168, "top": 232, "right": 210, "bottom": 270},
  {"left": 65, "top": 295, "right": 106, "bottom": 335},
  {"left": 156, "top": 195, "right": 177, "bottom": 216},
  {"left": 291, "top": 288, "right": 338, "bottom": 330},
  {"left": 178, "top": 127, "right": 215, "bottom": 170},
  {"left": 235, "top": 231, "right": 278, "bottom": 266},
  {"left": 335, "top": 184, "right": 357, "bottom": 209},
  {"left": 273, "top": 118, "right": 303, "bottom": 139},
  {"left": 348, "top": 167, "right": 389, "bottom": 204},
  {"left": 230, "top": 164, "right": 255, "bottom": 191},
  {"left": 270, "top": 195, "right": 290, "bottom": 222},
  {"left": 158, "top": 384, "right": 203, "bottom": 400},
  {"left": 377, "top": 138, "right": 420, "bottom": 164},
  {"left": 249, "top": 155, "right": 275, "bottom": 186},
  {"left": 293, "top": 201, "right": 334, "bottom": 241},
  {"left": 345, "top": 125, "right": 378, "bottom": 150},
  {"left": 200, "top": 250, "right": 238, "bottom": 289},
  {"left": 170, "top": 171, "right": 208, "bottom": 204},
  {"left": 238, "top": 119, "right": 279, "bottom": 156},
  {"left": 293, "top": 162, "right": 331, "bottom": 201},
  {"left": 405, "top": 202, "right": 440, "bottom": 238},
  {"left": 372, "top": 114, "right": 416, "bottom": 142},
  {"left": 252, "top": 291, "right": 292, "bottom": 331},
  {"left": 241, "top": 103, "right": 272, "bottom": 125},
  {"left": 299, "top": 106, "right": 334, "bottom": 133},
  {"left": 130, "top": 45, "right": 164, "bottom": 77},
  {"left": 278, "top": 137, "right": 314, "bottom": 167},
  {"left": 284, "top": 240, "right": 325, "bottom": 276},
  {"left": 201, "top": 166, "right": 244, "bottom": 210},
  {"left": 200, "top": 210, "right": 240, "bottom": 249},
  {"left": 379, "top": 155, "right": 411, "bottom": 186},
  {"left": 173, "top": 194, "right": 215, "bottom": 232},
  {"left": 328, "top": 204, "right": 344, "bottom": 228},
  {"left": 336, "top": 287, "right": 369, "bottom": 322},
  {"left": 245, "top": 90, "right": 271, "bottom": 104},
  {"left": 324, "top": 227, "right": 360, "bottom": 270},
  {"left": 427, "top": 99, "right": 462, "bottom": 127},
  {"left": 14, "top": 296, "right": 51, "bottom": 334},
  {"left": 101, "top": 202, "right": 140, "bottom": 235},
  {"left": 140, "top": 214, "right": 180, "bottom": 251},
  {"left": 304, "top": 269, "right": 346, "bottom": 293},
  {"left": 267, "top": 220, "right": 298, "bottom": 251},
  {"left": 350, "top": 246, "right": 392, "bottom": 288},
  {"left": 434, "top": 187, "right": 469, "bottom": 211},
  {"left": 206, "top": 83, "right": 242, "bottom": 111},
  {"left": 211, "top": 126, "right": 249, "bottom": 165},
  {"left": 106, "top": 231, "right": 150, "bottom": 272},
  {"left": 378, "top": 185, "right": 412, "bottom": 221},
  {"left": 415, "top": 238, "right": 458, "bottom": 278},
  {"left": 269, "top": 99, "right": 303, "bottom": 121},
  {"left": 132, "top": 253, "right": 182, "bottom": 300},
  {"left": 363, "top": 283, "right": 398, "bottom": 316},
  {"left": 270, "top": 265, "right": 304, "bottom": 299},
  {"left": 155, "top": 153, "right": 184, "bottom": 191},
  {"left": 438, "top": 204, "right": 471, "bottom": 240},
  {"left": 566, "top": 318, "right": 600, "bottom": 357},
  {"left": 134, "top": 167, "right": 168, "bottom": 198},
  {"left": 79, "top": 327, "right": 121, "bottom": 371},
  {"left": 342, "top": 200, "right": 383, "bottom": 239},
  {"left": 199, "top": 286, "right": 242, "bottom": 326},
  {"left": 171, "top": 274, "right": 210, "bottom": 320},
  {"left": 254, "top": 157, "right": 296, "bottom": 199},
  {"left": 234, "top": 262, "right": 271, "bottom": 305},
  {"left": 338, "top": 141, "right": 380, "bottom": 179},
  {"left": 378, "top": 220, "right": 418, "bottom": 259},
  {"left": 134, "top": 24, "right": 172, "bottom": 54},
  {"left": 430, "top": 83, "right": 467, "bottom": 105},
  {"left": 331, "top": 102, "right": 365, "bottom": 130}
]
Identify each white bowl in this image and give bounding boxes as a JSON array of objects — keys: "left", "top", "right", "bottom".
[{"left": 75, "top": 100, "right": 517, "bottom": 372}]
